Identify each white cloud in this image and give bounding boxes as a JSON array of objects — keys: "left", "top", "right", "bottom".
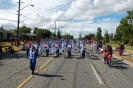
[
  {"left": 97, "top": 18, "right": 117, "bottom": 23},
  {"left": 1, "top": 0, "right": 133, "bottom": 38}
]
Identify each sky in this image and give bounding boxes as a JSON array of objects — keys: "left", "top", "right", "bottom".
[{"left": 0, "top": 0, "right": 133, "bottom": 38}]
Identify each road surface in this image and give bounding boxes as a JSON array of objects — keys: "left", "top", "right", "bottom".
[{"left": 0, "top": 45, "right": 133, "bottom": 88}]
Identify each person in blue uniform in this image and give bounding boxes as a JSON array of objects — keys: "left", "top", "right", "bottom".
[{"left": 29, "top": 46, "right": 37, "bottom": 75}]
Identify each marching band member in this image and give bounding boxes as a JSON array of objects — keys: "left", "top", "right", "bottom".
[{"left": 29, "top": 46, "right": 37, "bottom": 75}]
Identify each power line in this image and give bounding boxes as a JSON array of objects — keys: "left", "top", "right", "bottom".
[
  {"left": 0, "top": 17, "right": 17, "bottom": 22},
  {"left": 21, "top": 2, "right": 34, "bottom": 14},
  {"left": 30, "top": 0, "right": 47, "bottom": 15},
  {"left": 25, "top": 0, "right": 47, "bottom": 18}
]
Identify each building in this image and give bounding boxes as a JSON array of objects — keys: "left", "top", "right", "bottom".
[
  {"left": 25, "top": 33, "right": 37, "bottom": 40},
  {"left": 0, "top": 26, "right": 13, "bottom": 41}
]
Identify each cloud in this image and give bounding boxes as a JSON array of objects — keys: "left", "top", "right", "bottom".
[
  {"left": 97, "top": 18, "right": 117, "bottom": 22},
  {"left": 1, "top": 0, "right": 133, "bottom": 38}
]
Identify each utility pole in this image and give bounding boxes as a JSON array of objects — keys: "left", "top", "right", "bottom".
[
  {"left": 54, "top": 21, "right": 56, "bottom": 39},
  {"left": 17, "top": 0, "right": 21, "bottom": 47}
]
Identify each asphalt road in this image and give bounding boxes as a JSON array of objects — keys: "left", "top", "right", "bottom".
[{"left": 0, "top": 44, "right": 133, "bottom": 88}]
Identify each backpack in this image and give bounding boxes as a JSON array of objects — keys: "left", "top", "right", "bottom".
[
  {"left": 83, "top": 45, "right": 86, "bottom": 50},
  {"left": 55, "top": 44, "right": 59, "bottom": 48},
  {"left": 68, "top": 45, "right": 71, "bottom": 50},
  {"left": 44, "top": 44, "right": 48, "bottom": 48}
]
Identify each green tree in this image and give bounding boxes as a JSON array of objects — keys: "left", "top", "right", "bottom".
[
  {"left": 114, "top": 10, "right": 133, "bottom": 44},
  {"left": 57, "top": 29, "right": 61, "bottom": 39},
  {"left": 67, "top": 34, "right": 74, "bottom": 39},
  {"left": 83, "top": 33, "right": 95, "bottom": 40},
  {"left": 36, "top": 29, "right": 42, "bottom": 38},
  {"left": 33, "top": 27, "right": 39, "bottom": 34},
  {"left": 103, "top": 31, "right": 109, "bottom": 43},
  {"left": 95, "top": 27, "right": 102, "bottom": 40},
  {"left": 36, "top": 29, "right": 52, "bottom": 38},
  {"left": 13, "top": 26, "right": 31, "bottom": 35},
  {"left": 19, "top": 26, "right": 31, "bottom": 34},
  {"left": 13, "top": 26, "right": 31, "bottom": 40},
  {"left": 113, "top": 26, "right": 122, "bottom": 41}
]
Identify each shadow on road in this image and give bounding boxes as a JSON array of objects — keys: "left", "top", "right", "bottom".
[
  {"left": 0, "top": 62, "right": 3, "bottom": 67},
  {"left": 111, "top": 58, "right": 128, "bottom": 70},
  {"left": 36, "top": 73, "right": 63, "bottom": 78},
  {"left": 0, "top": 51, "right": 27, "bottom": 60},
  {"left": 63, "top": 55, "right": 85, "bottom": 59},
  {"left": 89, "top": 54, "right": 100, "bottom": 60}
]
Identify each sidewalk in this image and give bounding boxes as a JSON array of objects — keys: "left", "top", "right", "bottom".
[
  {"left": 123, "top": 52, "right": 133, "bottom": 57},
  {"left": 113, "top": 54, "right": 133, "bottom": 67},
  {"left": 112, "top": 47, "right": 133, "bottom": 67}
]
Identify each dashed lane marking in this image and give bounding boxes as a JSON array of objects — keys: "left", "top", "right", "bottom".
[{"left": 91, "top": 65, "right": 103, "bottom": 85}]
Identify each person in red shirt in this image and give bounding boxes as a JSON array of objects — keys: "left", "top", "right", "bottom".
[
  {"left": 10, "top": 40, "right": 13, "bottom": 46},
  {"left": 18, "top": 39, "right": 20, "bottom": 45},
  {"left": 103, "top": 50, "right": 107, "bottom": 64},
  {"left": 107, "top": 51, "right": 112, "bottom": 67}
]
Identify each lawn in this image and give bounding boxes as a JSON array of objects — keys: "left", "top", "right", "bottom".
[
  {"left": 110, "top": 43, "right": 133, "bottom": 54},
  {"left": 0, "top": 42, "right": 23, "bottom": 52},
  {"left": 110, "top": 43, "right": 133, "bottom": 63}
]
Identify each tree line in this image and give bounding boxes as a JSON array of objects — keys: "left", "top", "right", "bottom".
[
  {"left": 83, "top": 10, "right": 133, "bottom": 46},
  {"left": 13, "top": 26, "right": 74, "bottom": 40}
]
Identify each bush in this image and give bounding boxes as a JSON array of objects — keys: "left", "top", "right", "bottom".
[
  {"left": 129, "top": 38, "right": 133, "bottom": 46},
  {"left": 111, "top": 41, "right": 119, "bottom": 44}
]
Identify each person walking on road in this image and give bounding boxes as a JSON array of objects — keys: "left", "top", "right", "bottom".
[{"left": 29, "top": 46, "right": 37, "bottom": 75}]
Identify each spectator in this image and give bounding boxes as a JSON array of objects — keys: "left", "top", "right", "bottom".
[
  {"left": 10, "top": 40, "right": 13, "bottom": 46},
  {"left": 0, "top": 46, "right": 2, "bottom": 53},
  {"left": 116, "top": 43, "right": 122, "bottom": 56},
  {"left": 121, "top": 43, "right": 125, "bottom": 55}
]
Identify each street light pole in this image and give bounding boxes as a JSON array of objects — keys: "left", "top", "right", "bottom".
[
  {"left": 17, "top": 0, "right": 20, "bottom": 47},
  {"left": 16, "top": 1, "right": 34, "bottom": 47},
  {"left": 54, "top": 21, "right": 56, "bottom": 39},
  {"left": 20, "top": 5, "right": 34, "bottom": 10}
]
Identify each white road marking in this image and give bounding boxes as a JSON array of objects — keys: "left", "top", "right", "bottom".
[{"left": 91, "top": 65, "right": 103, "bottom": 85}]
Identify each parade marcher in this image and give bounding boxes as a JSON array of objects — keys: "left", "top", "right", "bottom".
[
  {"left": 29, "top": 46, "right": 37, "bottom": 75},
  {"left": 67, "top": 42, "right": 72, "bottom": 57},
  {"left": 97, "top": 41, "right": 101, "bottom": 54},
  {"left": 39, "top": 42, "right": 44, "bottom": 54},
  {"left": 55, "top": 42, "right": 60, "bottom": 56},
  {"left": 34, "top": 42, "right": 39, "bottom": 56},
  {"left": 52, "top": 41, "right": 55, "bottom": 53},
  {"left": 49, "top": 42, "right": 52, "bottom": 55},
  {"left": 90, "top": 42, "right": 94, "bottom": 53},
  {"left": 102, "top": 43, "right": 107, "bottom": 52},
  {"left": 62, "top": 41, "right": 65, "bottom": 52},
  {"left": 82, "top": 43, "right": 87, "bottom": 58},
  {"left": 80, "top": 42, "right": 83, "bottom": 54},
  {"left": 25, "top": 41, "right": 32, "bottom": 56},
  {"left": 59, "top": 42, "right": 62, "bottom": 55},
  {"left": 107, "top": 51, "right": 112, "bottom": 67},
  {"left": 25, "top": 43, "right": 30, "bottom": 57},
  {"left": 93, "top": 41, "right": 97, "bottom": 53},
  {"left": 43, "top": 42, "right": 49, "bottom": 56},
  {"left": 102, "top": 50, "right": 107, "bottom": 64},
  {"left": 72, "top": 41, "right": 75, "bottom": 53}
]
